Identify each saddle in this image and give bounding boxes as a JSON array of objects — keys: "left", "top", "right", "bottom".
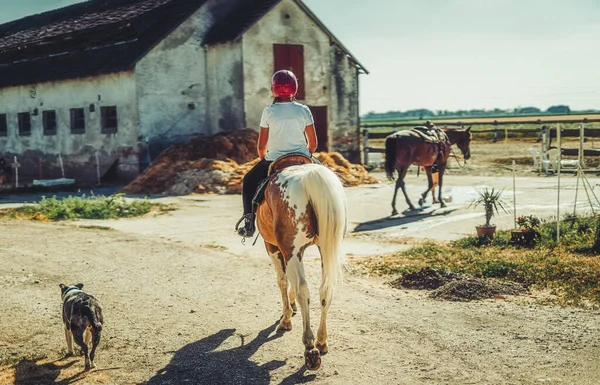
[
  {"left": 412, "top": 126, "right": 448, "bottom": 144},
  {"left": 253, "top": 153, "right": 314, "bottom": 206}
]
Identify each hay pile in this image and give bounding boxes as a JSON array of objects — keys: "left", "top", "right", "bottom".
[
  {"left": 314, "top": 152, "right": 378, "bottom": 187},
  {"left": 388, "top": 268, "right": 529, "bottom": 302},
  {"left": 122, "top": 129, "right": 378, "bottom": 195}
]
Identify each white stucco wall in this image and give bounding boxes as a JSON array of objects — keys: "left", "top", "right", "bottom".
[
  {"left": 242, "top": 0, "right": 331, "bottom": 130},
  {"left": 0, "top": 72, "right": 138, "bottom": 182},
  {"left": 135, "top": 6, "right": 212, "bottom": 157}
]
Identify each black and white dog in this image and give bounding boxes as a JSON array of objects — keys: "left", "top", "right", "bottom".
[{"left": 59, "top": 283, "right": 104, "bottom": 370}]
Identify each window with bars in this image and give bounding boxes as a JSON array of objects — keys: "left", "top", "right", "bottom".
[
  {"left": 70, "top": 108, "right": 85, "bottom": 134},
  {"left": 101, "top": 106, "right": 118, "bottom": 134},
  {"left": 43, "top": 110, "right": 57, "bottom": 135},
  {"left": 0, "top": 114, "right": 7, "bottom": 137},
  {"left": 18, "top": 112, "right": 31, "bottom": 136}
]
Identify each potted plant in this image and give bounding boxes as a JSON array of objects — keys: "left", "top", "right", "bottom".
[
  {"left": 511, "top": 215, "right": 540, "bottom": 246},
  {"left": 469, "top": 187, "right": 510, "bottom": 238}
]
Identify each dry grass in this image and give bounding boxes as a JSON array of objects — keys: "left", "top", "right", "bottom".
[{"left": 355, "top": 215, "right": 600, "bottom": 308}]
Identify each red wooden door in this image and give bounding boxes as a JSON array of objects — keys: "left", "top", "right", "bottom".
[
  {"left": 273, "top": 44, "right": 305, "bottom": 99},
  {"left": 308, "top": 106, "right": 328, "bottom": 152}
]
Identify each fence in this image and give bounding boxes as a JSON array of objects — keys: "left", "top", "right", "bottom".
[{"left": 361, "top": 118, "right": 600, "bottom": 166}]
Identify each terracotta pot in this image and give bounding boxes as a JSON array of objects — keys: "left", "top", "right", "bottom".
[{"left": 476, "top": 225, "right": 496, "bottom": 238}]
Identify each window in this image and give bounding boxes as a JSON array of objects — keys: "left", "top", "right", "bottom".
[
  {"left": 0, "top": 114, "right": 6, "bottom": 136},
  {"left": 273, "top": 44, "right": 305, "bottom": 99},
  {"left": 43, "top": 110, "right": 57, "bottom": 135},
  {"left": 101, "top": 106, "right": 117, "bottom": 133},
  {"left": 70, "top": 108, "right": 85, "bottom": 134},
  {"left": 18, "top": 112, "right": 31, "bottom": 136}
]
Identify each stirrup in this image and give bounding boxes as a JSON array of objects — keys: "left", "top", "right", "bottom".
[{"left": 235, "top": 214, "right": 255, "bottom": 238}]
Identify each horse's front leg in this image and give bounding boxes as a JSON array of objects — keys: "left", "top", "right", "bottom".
[
  {"left": 437, "top": 166, "right": 446, "bottom": 207},
  {"left": 265, "top": 242, "right": 293, "bottom": 331},
  {"left": 419, "top": 166, "right": 434, "bottom": 206},
  {"left": 287, "top": 253, "right": 320, "bottom": 370}
]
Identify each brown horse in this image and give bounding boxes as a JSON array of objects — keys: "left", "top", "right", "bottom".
[
  {"left": 255, "top": 155, "right": 347, "bottom": 370},
  {"left": 385, "top": 127, "right": 472, "bottom": 215}
]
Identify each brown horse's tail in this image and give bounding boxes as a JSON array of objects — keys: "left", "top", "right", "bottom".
[{"left": 384, "top": 135, "right": 396, "bottom": 180}]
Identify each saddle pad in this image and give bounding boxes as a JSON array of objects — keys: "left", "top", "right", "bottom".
[{"left": 412, "top": 127, "right": 448, "bottom": 144}]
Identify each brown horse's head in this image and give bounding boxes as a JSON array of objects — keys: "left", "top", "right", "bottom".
[{"left": 446, "top": 126, "right": 472, "bottom": 160}]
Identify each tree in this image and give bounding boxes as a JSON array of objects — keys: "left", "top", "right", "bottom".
[
  {"left": 515, "top": 107, "right": 541, "bottom": 115},
  {"left": 546, "top": 105, "right": 571, "bottom": 114}
]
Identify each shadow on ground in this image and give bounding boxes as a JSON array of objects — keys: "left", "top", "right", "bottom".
[
  {"left": 353, "top": 208, "right": 458, "bottom": 232},
  {"left": 145, "top": 321, "right": 316, "bottom": 385},
  {"left": 12, "top": 357, "right": 81, "bottom": 385}
]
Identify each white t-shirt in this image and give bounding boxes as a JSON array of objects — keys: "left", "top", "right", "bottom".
[{"left": 259, "top": 102, "right": 314, "bottom": 161}]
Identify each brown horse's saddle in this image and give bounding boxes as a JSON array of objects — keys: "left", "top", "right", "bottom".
[
  {"left": 253, "top": 153, "right": 315, "bottom": 205},
  {"left": 412, "top": 127, "right": 448, "bottom": 144}
]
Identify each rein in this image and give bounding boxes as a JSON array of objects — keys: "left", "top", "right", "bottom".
[{"left": 449, "top": 146, "right": 467, "bottom": 168}]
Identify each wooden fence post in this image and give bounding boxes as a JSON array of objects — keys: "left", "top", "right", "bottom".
[
  {"left": 362, "top": 129, "right": 369, "bottom": 165},
  {"left": 579, "top": 123, "right": 586, "bottom": 168},
  {"left": 493, "top": 121, "right": 499, "bottom": 143}
]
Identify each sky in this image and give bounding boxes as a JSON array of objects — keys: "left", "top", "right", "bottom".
[{"left": 1, "top": 0, "right": 599, "bottom": 114}]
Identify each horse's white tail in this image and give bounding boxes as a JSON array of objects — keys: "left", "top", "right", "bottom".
[{"left": 301, "top": 165, "right": 347, "bottom": 292}]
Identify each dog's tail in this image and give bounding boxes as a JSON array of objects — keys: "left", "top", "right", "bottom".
[{"left": 84, "top": 302, "right": 103, "bottom": 331}]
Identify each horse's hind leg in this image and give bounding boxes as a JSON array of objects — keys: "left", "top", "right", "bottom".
[
  {"left": 286, "top": 252, "right": 320, "bottom": 370},
  {"left": 316, "top": 248, "right": 332, "bottom": 355},
  {"left": 392, "top": 167, "right": 415, "bottom": 214},
  {"left": 396, "top": 167, "right": 416, "bottom": 212},
  {"left": 265, "top": 242, "right": 293, "bottom": 331}
]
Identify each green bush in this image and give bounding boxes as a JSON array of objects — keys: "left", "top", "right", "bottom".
[{"left": 2, "top": 194, "right": 167, "bottom": 221}]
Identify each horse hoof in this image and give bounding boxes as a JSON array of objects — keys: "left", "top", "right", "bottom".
[
  {"left": 418, "top": 198, "right": 424, "bottom": 206},
  {"left": 305, "top": 348, "right": 321, "bottom": 370},
  {"left": 433, "top": 199, "right": 440, "bottom": 204},
  {"left": 440, "top": 202, "right": 447, "bottom": 208},
  {"left": 391, "top": 209, "right": 398, "bottom": 216},
  {"left": 277, "top": 319, "right": 292, "bottom": 331},
  {"left": 316, "top": 342, "right": 328, "bottom": 355}
]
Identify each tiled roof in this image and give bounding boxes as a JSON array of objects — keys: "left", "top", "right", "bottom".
[
  {"left": 203, "top": 0, "right": 279, "bottom": 45},
  {"left": 204, "top": 0, "right": 368, "bottom": 73},
  {"left": 0, "top": 0, "right": 207, "bottom": 88}
]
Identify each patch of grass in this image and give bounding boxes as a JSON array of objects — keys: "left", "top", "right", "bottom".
[
  {"left": 358, "top": 215, "right": 600, "bottom": 307},
  {"left": 79, "top": 225, "right": 113, "bottom": 231},
  {"left": 0, "top": 194, "right": 175, "bottom": 221}
]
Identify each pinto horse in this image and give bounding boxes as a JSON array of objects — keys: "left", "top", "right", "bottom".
[
  {"left": 256, "top": 154, "right": 347, "bottom": 370},
  {"left": 385, "top": 127, "right": 472, "bottom": 215}
]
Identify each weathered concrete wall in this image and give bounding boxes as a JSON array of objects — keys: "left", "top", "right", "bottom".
[
  {"left": 242, "top": 0, "right": 331, "bottom": 131},
  {"left": 330, "top": 45, "right": 361, "bottom": 163},
  {"left": 0, "top": 73, "right": 138, "bottom": 184},
  {"left": 205, "top": 42, "right": 245, "bottom": 133},
  {"left": 135, "top": 6, "right": 212, "bottom": 161}
]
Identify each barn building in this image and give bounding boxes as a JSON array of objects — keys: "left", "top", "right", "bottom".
[{"left": 0, "top": 0, "right": 367, "bottom": 185}]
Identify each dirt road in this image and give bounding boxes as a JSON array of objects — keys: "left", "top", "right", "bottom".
[{"left": 1, "top": 167, "right": 600, "bottom": 384}]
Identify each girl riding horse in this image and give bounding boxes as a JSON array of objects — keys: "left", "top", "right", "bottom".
[{"left": 236, "top": 70, "right": 318, "bottom": 238}]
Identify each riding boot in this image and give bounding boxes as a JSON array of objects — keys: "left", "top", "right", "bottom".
[{"left": 235, "top": 213, "right": 256, "bottom": 237}]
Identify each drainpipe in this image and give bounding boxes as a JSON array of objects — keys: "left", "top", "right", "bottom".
[
  {"left": 356, "top": 70, "right": 362, "bottom": 164},
  {"left": 203, "top": 44, "right": 211, "bottom": 136}
]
